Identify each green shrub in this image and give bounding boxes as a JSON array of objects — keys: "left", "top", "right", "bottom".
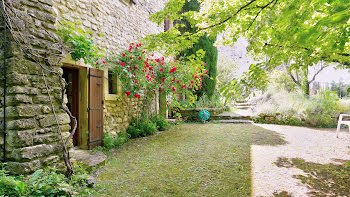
[
  {"left": 27, "top": 169, "right": 70, "bottom": 196},
  {"left": 103, "top": 132, "right": 115, "bottom": 150},
  {"left": 0, "top": 164, "right": 91, "bottom": 197},
  {"left": 0, "top": 168, "right": 25, "bottom": 197},
  {"left": 127, "top": 125, "right": 143, "bottom": 139},
  {"left": 150, "top": 116, "right": 169, "bottom": 131},
  {"left": 127, "top": 116, "right": 166, "bottom": 138},
  {"left": 103, "top": 132, "right": 130, "bottom": 150},
  {"left": 115, "top": 131, "right": 130, "bottom": 147},
  {"left": 253, "top": 89, "right": 342, "bottom": 127},
  {"left": 139, "top": 120, "right": 157, "bottom": 136}
]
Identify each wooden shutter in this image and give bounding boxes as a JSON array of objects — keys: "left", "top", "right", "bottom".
[{"left": 88, "top": 68, "right": 104, "bottom": 149}]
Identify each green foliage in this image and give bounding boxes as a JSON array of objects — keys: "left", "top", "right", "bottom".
[
  {"left": 103, "top": 131, "right": 130, "bottom": 151},
  {"left": 111, "top": 43, "right": 206, "bottom": 119},
  {"left": 127, "top": 117, "right": 159, "bottom": 139},
  {"left": 126, "top": 125, "right": 143, "bottom": 139},
  {"left": 139, "top": 120, "right": 157, "bottom": 136},
  {"left": 254, "top": 89, "right": 341, "bottom": 127},
  {"left": 180, "top": 93, "right": 225, "bottom": 109},
  {"left": 27, "top": 169, "right": 69, "bottom": 197},
  {"left": 216, "top": 54, "right": 238, "bottom": 92},
  {"left": 57, "top": 21, "right": 104, "bottom": 65},
  {"left": 0, "top": 165, "right": 90, "bottom": 197},
  {"left": 0, "top": 168, "right": 25, "bottom": 197},
  {"left": 220, "top": 63, "right": 269, "bottom": 103},
  {"left": 269, "top": 69, "right": 298, "bottom": 92},
  {"left": 150, "top": 115, "right": 169, "bottom": 131},
  {"left": 147, "top": 0, "right": 350, "bottom": 88},
  {"left": 127, "top": 116, "right": 170, "bottom": 138},
  {"left": 180, "top": 0, "right": 218, "bottom": 99}
]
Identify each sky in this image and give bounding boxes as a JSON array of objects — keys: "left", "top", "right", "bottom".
[{"left": 315, "top": 65, "right": 350, "bottom": 84}]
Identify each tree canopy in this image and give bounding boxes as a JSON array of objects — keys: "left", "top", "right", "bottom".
[{"left": 146, "top": 0, "right": 350, "bottom": 69}]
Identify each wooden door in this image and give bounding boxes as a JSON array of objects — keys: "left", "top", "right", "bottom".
[
  {"left": 62, "top": 67, "right": 79, "bottom": 146},
  {"left": 88, "top": 68, "right": 104, "bottom": 149}
]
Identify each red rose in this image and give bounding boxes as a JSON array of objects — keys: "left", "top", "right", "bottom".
[
  {"left": 205, "top": 70, "right": 209, "bottom": 74},
  {"left": 121, "top": 62, "right": 126, "bottom": 66},
  {"left": 177, "top": 81, "right": 180, "bottom": 84},
  {"left": 138, "top": 57, "right": 142, "bottom": 60},
  {"left": 160, "top": 68, "right": 164, "bottom": 71},
  {"left": 135, "top": 80, "right": 138, "bottom": 84},
  {"left": 134, "top": 94, "right": 141, "bottom": 98},
  {"left": 191, "top": 80, "right": 194, "bottom": 84},
  {"left": 95, "top": 61, "right": 99, "bottom": 65},
  {"left": 132, "top": 77, "right": 135, "bottom": 79},
  {"left": 125, "top": 92, "right": 131, "bottom": 96},
  {"left": 102, "top": 60, "right": 106, "bottom": 64},
  {"left": 182, "top": 84, "right": 186, "bottom": 88},
  {"left": 131, "top": 43, "right": 134, "bottom": 45},
  {"left": 162, "top": 78, "right": 166, "bottom": 82},
  {"left": 149, "top": 67, "right": 153, "bottom": 70},
  {"left": 122, "top": 53, "right": 126, "bottom": 57},
  {"left": 134, "top": 66, "right": 138, "bottom": 69},
  {"left": 170, "top": 67, "right": 177, "bottom": 73},
  {"left": 130, "top": 62, "right": 133, "bottom": 65}
]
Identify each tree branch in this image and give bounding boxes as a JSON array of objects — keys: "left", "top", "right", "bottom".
[
  {"left": 309, "top": 62, "right": 328, "bottom": 83},
  {"left": 199, "top": 0, "right": 258, "bottom": 31},
  {"left": 285, "top": 64, "right": 302, "bottom": 87},
  {"left": 264, "top": 43, "right": 350, "bottom": 65},
  {"left": 247, "top": 0, "right": 278, "bottom": 30}
]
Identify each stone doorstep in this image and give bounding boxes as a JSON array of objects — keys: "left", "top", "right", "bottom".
[{"left": 69, "top": 148, "right": 107, "bottom": 171}]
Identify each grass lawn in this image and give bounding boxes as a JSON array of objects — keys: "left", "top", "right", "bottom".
[{"left": 94, "top": 123, "right": 285, "bottom": 196}]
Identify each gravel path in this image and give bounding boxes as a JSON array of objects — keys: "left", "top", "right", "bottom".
[{"left": 252, "top": 124, "right": 350, "bottom": 197}]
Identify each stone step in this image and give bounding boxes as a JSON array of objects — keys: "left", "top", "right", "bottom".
[
  {"left": 70, "top": 149, "right": 107, "bottom": 171},
  {"left": 211, "top": 119, "right": 253, "bottom": 124},
  {"left": 235, "top": 100, "right": 248, "bottom": 103},
  {"left": 235, "top": 106, "right": 251, "bottom": 110},
  {"left": 235, "top": 103, "right": 253, "bottom": 107},
  {"left": 211, "top": 115, "right": 252, "bottom": 120}
]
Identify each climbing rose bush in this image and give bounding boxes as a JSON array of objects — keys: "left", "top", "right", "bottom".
[{"left": 110, "top": 43, "right": 208, "bottom": 117}]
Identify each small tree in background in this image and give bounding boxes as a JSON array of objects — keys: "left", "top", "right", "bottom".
[{"left": 180, "top": 0, "right": 218, "bottom": 99}]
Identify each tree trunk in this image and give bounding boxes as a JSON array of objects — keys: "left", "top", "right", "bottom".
[{"left": 304, "top": 82, "right": 310, "bottom": 97}]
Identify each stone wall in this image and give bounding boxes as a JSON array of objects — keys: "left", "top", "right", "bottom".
[
  {"left": 53, "top": 0, "right": 165, "bottom": 134},
  {"left": 0, "top": 0, "right": 166, "bottom": 174},
  {"left": 0, "top": 0, "right": 71, "bottom": 174}
]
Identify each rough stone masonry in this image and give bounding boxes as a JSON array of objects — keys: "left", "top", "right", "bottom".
[{"left": 0, "top": 0, "right": 167, "bottom": 174}]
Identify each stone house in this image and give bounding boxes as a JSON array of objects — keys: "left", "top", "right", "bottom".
[{"left": 0, "top": 0, "right": 168, "bottom": 174}]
